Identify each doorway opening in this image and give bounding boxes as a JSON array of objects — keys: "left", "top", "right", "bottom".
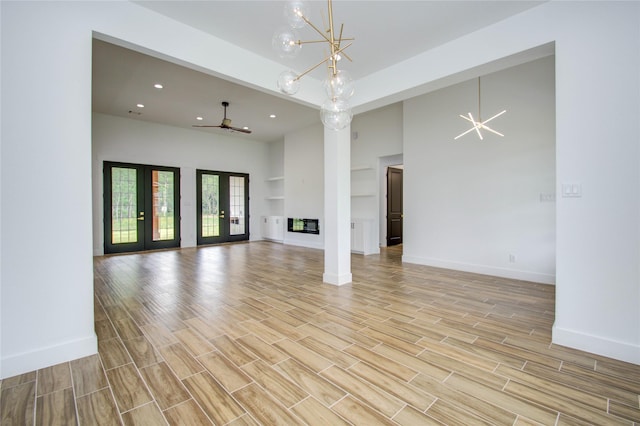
[
  {"left": 103, "top": 161, "right": 180, "bottom": 254},
  {"left": 196, "top": 169, "right": 250, "bottom": 245},
  {"left": 386, "top": 166, "right": 403, "bottom": 246}
]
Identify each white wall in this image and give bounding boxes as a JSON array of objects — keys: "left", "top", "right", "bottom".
[
  {"left": 284, "top": 123, "right": 324, "bottom": 249},
  {"left": 92, "top": 113, "right": 269, "bottom": 254},
  {"left": 1, "top": 0, "right": 638, "bottom": 376},
  {"left": 1, "top": 1, "right": 98, "bottom": 377},
  {"left": 550, "top": 2, "right": 639, "bottom": 363},
  {"left": 350, "top": 103, "right": 404, "bottom": 248},
  {"left": 403, "top": 56, "right": 556, "bottom": 284}
]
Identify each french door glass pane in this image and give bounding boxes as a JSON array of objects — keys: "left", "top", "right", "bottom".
[
  {"left": 152, "top": 170, "right": 175, "bottom": 241},
  {"left": 201, "top": 174, "right": 220, "bottom": 237},
  {"left": 111, "top": 167, "right": 138, "bottom": 244},
  {"left": 229, "top": 175, "right": 245, "bottom": 235}
]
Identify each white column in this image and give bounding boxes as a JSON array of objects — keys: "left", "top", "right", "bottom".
[{"left": 323, "top": 125, "right": 352, "bottom": 285}]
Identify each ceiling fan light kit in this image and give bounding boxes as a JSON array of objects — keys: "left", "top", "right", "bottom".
[
  {"left": 455, "top": 76, "right": 506, "bottom": 141},
  {"left": 273, "top": 0, "right": 355, "bottom": 131},
  {"left": 192, "top": 101, "right": 252, "bottom": 134}
]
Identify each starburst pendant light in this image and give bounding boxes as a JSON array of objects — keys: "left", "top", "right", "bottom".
[
  {"left": 455, "top": 77, "right": 506, "bottom": 140},
  {"left": 273, "top": 0, "right": 355, "bottom": 131}
]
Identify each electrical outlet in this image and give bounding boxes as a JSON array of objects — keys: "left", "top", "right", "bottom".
[{"left": 509, "top": 254, "right": 516, "bottom": 263}]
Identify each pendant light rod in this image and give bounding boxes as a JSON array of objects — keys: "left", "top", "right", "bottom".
[{"left": 454, "top": 75, "right": 507, "bottom": 140}]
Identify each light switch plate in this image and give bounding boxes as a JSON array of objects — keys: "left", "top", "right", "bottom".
[{"left": 561, "top": 183, "right": 582, "bottom": 198}]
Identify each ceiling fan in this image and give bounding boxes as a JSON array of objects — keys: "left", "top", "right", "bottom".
[{"left": 193, "top": 101, "right": 252, "bottom": 134}]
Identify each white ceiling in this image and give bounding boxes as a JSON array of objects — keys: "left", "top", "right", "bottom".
[{"left": 92, "top": 1, "right": 545, "bottom": 142}]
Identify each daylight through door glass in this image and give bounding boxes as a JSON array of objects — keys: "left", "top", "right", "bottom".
[
  {"left": 152, "top": 170, "right": 175, "bottom": 241},
  {"left": 201, "top": 174, "right": 220, "bottom": 237},
  {"left": 111, "top": 167, "right": 138, "bottom": 244},
  {"left": 229, "top": 176, "right": 245, "bottom": 235}
]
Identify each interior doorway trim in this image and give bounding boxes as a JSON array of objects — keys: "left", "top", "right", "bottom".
[{"left": 378, "top": 154, "right": 403, "bottom": 248}]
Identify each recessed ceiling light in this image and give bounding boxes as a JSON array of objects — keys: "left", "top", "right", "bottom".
[
  {"left": 154, "top": 83, "right": 163, "bottom": 89},
  {"left": 269, "top": 114, "right": 276, "bottom": 118},
  {"left": 136, "top": 103, "right": 144, "bottom": 108},
  {"left": 196, "top": 116, "right": 203, "bottom": 121}
]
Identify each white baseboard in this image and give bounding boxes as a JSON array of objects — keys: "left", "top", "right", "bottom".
[
  {"left": 402, "top": 255, "right": 555, "bottom": 285},
  {"left": 283, "top": 239, "right": 324, "bottom": 251},
  {"left": 553, "top": 324, "right": 640, "bottom": 365},
  {"left": 323, "top": 272, "right": 352, "bottom": 286},
  {"left": 1, "top": 334, "right": 98, "bottom": 379}
]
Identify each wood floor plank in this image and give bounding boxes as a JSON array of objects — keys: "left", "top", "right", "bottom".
[
  {"left": 1, "top": 381, "right": 36, "bottom": 426},
  {"left": 274, "top": 358, "right": 346, "bottom": 406},
  {"left": 139, "top": 362, "right": 190, "bottom": 410},
  {"left": 211, "top": 335, "right": 257, "bottom": 367},
  {"left": 331, "top": 395, "right": 398, "bottom": 425},
  {"left": 157, "top": 343, "right": 204, "bottom": 379},
  {"left": 70, "top": 354, "right": 109, "bottom": 397},
  {"left": 393, "top": 404, "right": 443, "bottom": 425},
  {"left": 236, "top": 333, "right": 289, "bottom": 365},
  {"left": 172, "top": 327, "right": 216, "bottom": 357},
  {"left": 443, "top": 372, "right": 558, "bottom": 425},
  {"left": 348, "top": 360, "right": 436, "bottom": 411},
  {"left": 122, "top": 335, "right": 161, "bottom": 368},
  {"left": 98, "top": 338, "right": 133, "bottom": 370},
  {"left": 296, "top": 336, "right": 359, "bottom": 369},
  {"left": 163, "top": 399, "right": 213, "bottom": 425},
  {"left": 121, "top": 402, "right": 167, "bottom": 426},
  {"left": 76, "top": 388, "right": 121, "bottom": 426},
  {"left": 196, "top": 351, "right": 252, "bottom": 392},
  {"left": 232, "top": 383, "right": 303, "bottom": 425},
  {"left": 345, "top": 343, "right": 421, "bottom": 381},
  {"left": 106, "top": 363, "right": 153, "bottom": 413},
  {"left": 182, "top": 372, "right": 246, "bottom": 424},
  {"left": 290, "top": 396, "right": 351, "bottom": 426},
  {"left": 241, "top": 359, "right": 308, "bottom": 408},
  {"left": 320, "top": 365, "right": 405, "bottom": 418},
  {"left": 274, "top": 338, "right": 334, "bottom": 372},
  {"left": 411, "top": 373, "right": 518, "bottom": 425},
  {"left": 37, "top": 362, "right": 72, "bottom": 396},
  {"left": 35, "top": 388, "right": 77, "bottom": 426}
]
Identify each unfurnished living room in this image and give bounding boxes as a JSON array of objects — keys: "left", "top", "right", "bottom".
[{"left": 1, "top": 1, "right": 639, "bottom": 425}]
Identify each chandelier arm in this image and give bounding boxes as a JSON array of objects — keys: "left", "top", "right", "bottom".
[
  {"left": 468, "top": 113, "right": 483, "bottom": 140},
  {"left": 299, "top": 14, "right": 333, "bottom": 44},
  {"left": 478, "top": 77, "right": 482, "bottom": 121},
  {"left": 479, "top": 109, "right": 507, "bottom": 125},
  {"left": 293, "top": 56, "right": 333, "bottom": 81},
  {"left": 454, "top": 127, "right": 479, "bottom": 140},
  {"left": 479, "top": 125, "right": 504, "bottom": 137},
  {"left": 459, "top": 114, "right": 475, "bottom": 123}
]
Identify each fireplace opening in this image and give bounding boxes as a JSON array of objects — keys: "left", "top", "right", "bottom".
[{"left": 288, "top": 218, "right": 320, "bottom": 235}]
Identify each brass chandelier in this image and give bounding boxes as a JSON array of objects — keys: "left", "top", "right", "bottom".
[{"left": 273, "top": 0, "right": 355, "bottom": 131}]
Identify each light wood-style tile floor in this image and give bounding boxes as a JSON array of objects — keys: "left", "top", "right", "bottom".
[{"left": 2, "top": 242, "right": 639, "bottom": 425}]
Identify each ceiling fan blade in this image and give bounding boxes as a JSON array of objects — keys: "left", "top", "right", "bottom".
[
  {"left": 228, "top": 126, "right": 252, "bottom": 134},
  {"left": 192, "top": 125, "right": 223, "bottom": 128}
]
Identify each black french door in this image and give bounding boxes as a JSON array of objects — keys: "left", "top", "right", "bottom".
[
  {"left": 197, "top": 170, "right": 249, "bottom": 245},
  {"left": 104, "top": 162, "right": 180, "bottom": 254}
]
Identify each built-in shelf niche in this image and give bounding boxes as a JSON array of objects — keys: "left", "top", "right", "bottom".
[
  {"left": 265, "top": 176, "right": 284, "bottom": 201},
  {"left": 351, "top": 165, "right": 375, "bottom": 198}
]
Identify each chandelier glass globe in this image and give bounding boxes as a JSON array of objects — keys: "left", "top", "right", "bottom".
[
  {"left": 322, "top": 69, "right": 354, "bottom": 100},
  {"left": 284, "top": 1, "right": 309, "bottom": 29},
  {"left": 277, "top": 70, "right": 300, "bottom": 95},
  {"left": 320, "top": 98, "right": 353, "bottom": 131},
  {"left": 272, "top": 26, "right": 301, "bottom": 58}
]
